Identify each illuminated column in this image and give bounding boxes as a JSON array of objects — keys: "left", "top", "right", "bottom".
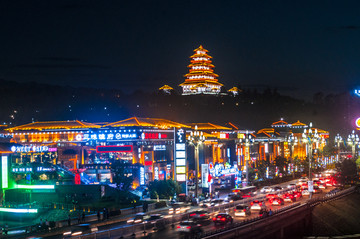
[
  {"left": 335, "top": 134, "right": 342, "bottom": 161},
  {"left": 188, "top": 126, "right": 205, "bottom": 198},
  {"left": 239, "top": 131, "right": 254, "bottom": 186},
  {"left": 347, "top": 130, "right": 359, "bottom": 158}
]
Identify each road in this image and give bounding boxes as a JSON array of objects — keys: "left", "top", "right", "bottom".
[{"left": 53, "top": 179, "right": 334, "bottom": 239}]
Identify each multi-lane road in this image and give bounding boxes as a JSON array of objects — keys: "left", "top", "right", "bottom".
[{"left": 51, "top": 178, "right": 335, "bottom": 239}]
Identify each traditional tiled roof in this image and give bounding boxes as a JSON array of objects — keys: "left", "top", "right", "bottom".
[
  {"left": 105, "top": 117, "right": 190, "bottom": 129},
  {"left": 6, "top": 120, "right": 101, "bottom": 132},
  {"left": 188, "top": 123, "right": 232, "bottom": 131},
  {"left": 271, "top": 120, "right": 288, "bottom": 126},
  {"left": 228, "top": 87, "right": 240, "bottom": 92},
  {"left": 159, "top": 85, "right": 174, "bottom": 90},
  {"left": 291, "top": 120, "right": 307, "bottom": 126}
]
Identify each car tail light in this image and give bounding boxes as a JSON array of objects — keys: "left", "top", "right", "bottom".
[
  {"left": 212, "top": 217, "right": 216, "bottom": 221},
  {"left": 234, "top": 209, "right": 237, "bottom": 211},
  {"left": 186, "top": 226, "right": 191, "bottom": 229},
  {"left": 200, "top": 214, "right": 206, "bottom": 217},
  {"left": 259, "top": 202, "right": 262, "bottom": 206},
  {"left": 177, "top": 226, "right": 181, "bottom": 229},
  {"left": 243, "top": 209, "right": 246, "bottom": 212},
  {"left": 190, "top": 213, "right": 196, "bottom": 217},
  {"left": 250, "top": 202, "right": 254, "bottom": 205},
  {"left": 221, "top": 218, "right": 226, "bottom": 221}
]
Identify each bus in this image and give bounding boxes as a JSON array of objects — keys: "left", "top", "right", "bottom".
[{"left": 232, "top": 186, "right": 257, "bottom": 198}]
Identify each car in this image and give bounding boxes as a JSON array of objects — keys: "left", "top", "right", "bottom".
[
  {"left": 250, "top": 200, "right": 266, "bottom": 210},
  {"left": 169, "top": 202, "right": 190, "bottom": 214},
  {"left": 63, "top": 224, "right": 98, "bottom": 237},
  {"left": 266, "top": 193, "right": 278, "bottom": 201},
  {"left": 318, "top": 183, "right": 327, "bottom": 189},
  {"left": 272, "top": 186, "right": 283, "bottom": 192},
  {"left": 302, "top": 190, "right": 310, "bottom": 196},
  {"left": 189, "top": 210, "right": 210, "bottom": 220},
  {"left": 212, "top": 213, "right": 233, "bottom": 224},
  {"left": 291, "top": 190, "right": 302, "bottom": 199},
  {"left": 287, "top": 183, "right": 297, "bottom": 189},
  {"left": 211, "top": 199, "right": 225, "bottom": 207},
  {"left": 127, "top": 213, "right": 149, "bottom": 224},
  {"left": 234, "top": 204, "right": 251, "bottom": 217},
  {"left": 269, "top": 197, "right": 284, "bottom": 206},
  {"left": 177, "top": 220, "right": 203, "bottom": 234},
  {"left": 282, "top": 193, "right": 296, "bottom": 202},
  {"left": 227, "top": 193, "right": 242, "bottom": 201},
  {"left": 199, "top": 199, "right": 212, "bottom": 208},
  {"left": 144, "top": 214, "right": 166, "bottom": 231},
  {"left": 313, "top": 186, "right": 322, "bottom": 194},
  {"left": 260, "top": 186, "right": 273, "bottom": 193}
]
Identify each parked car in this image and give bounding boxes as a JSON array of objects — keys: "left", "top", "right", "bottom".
[
  {"left": 234, "top": 204, "right": 251, "bottom": 217},
  {"left": 177, "top": 220, "right": 203, "bottom": 234},
  {"left": 212, "top": 213, "right": 233, "bottom": 224}
]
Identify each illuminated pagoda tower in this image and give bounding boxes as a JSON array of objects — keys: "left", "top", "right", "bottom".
[{"left": 180, "top": 45, "right": 223, "bottom": 95}]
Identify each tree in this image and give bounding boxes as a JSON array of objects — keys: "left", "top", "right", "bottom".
[
  {"left": 274, "top": 156, "right": 288, "bottom": 175},
  {"left": 148, "top": 179, "right": 181, "bottom": 199},
  {"left": 335, "top": 159, "right": 358, "bottom": 185},
  {"left": 112, "top": 161, "right": 133, "bottom": 191}
]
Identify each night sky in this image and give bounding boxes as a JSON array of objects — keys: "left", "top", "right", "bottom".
[{"left": 1, "top": 0, "right": 360, "bottom": 99}]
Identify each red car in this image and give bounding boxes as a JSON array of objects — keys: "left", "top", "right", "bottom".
[
  {"left": 266, "top": 193, "right": 278, "bottom": 201},
  {"left": 291, "top": 191, "right": 302, "bottom": 199},
  {"left": 282, "top": 193, "right": 296, "bottom": 202},
  {"left": 269, "top": 197, "right": 284, "bottom": 206},
  {"left": 212, "top": 213, "right": 233, "bottom": 225}
]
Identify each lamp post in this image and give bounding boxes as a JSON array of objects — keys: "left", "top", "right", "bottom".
[
  {"left": 188, "top": 125, "right": 205, "bottom": 198},
  {"left": 347, "top": 130, "right": 359, "bottom": 158},
  {"left": 335, "top": 134, "right": 342, "bottom": 162},
  {"left": 302, "top": 122, "right": 320, "bottom": 199},
  {"left": 287, "top": 133, "right": 298, "bottom": 178},
  {"left": 240, "top": 130, "right": 254, "bottom": 186}
]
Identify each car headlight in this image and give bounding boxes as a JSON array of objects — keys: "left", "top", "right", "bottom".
[{"left": 63, "top": 231, "right": 72, "bottom": 236}]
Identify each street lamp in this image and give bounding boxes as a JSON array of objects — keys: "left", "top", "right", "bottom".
[
  {"left": 347, "top": 130, "right": 359, "bottom": 158},
  {"left": 287, "top": 133, "right": 298, "bottom": 178},
  {"left": 239, "top": 130, "right": 254, "bottom": 186},
  {"left": 302, "top": 122, "right": 320, "bottom": 199},
  {"left": 335, "top": 134, "right": 343, "bottom": 162},
  {"left": 188, "top": 125, "right": 205, "bottom": 198}
]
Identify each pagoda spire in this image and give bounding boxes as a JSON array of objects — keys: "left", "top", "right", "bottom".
[{"left": 179, "top": 45, "right": 223, "bottom": 95}]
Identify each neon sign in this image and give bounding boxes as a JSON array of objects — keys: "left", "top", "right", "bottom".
[
  {"left": 81, "top": 133, "right": 138, "bottom": 141},
  {"left": 2, "top": 156, "right": 8, "bottom": 189},
  {"left": 174, "top": 128, "right": 186, "bottom": 182},
  {"left": 11, "top": 145, "right": 49, "bottom": 153},
  {"left": 355, "top": 89, "right": 360, "bottom": 97},
  {"left": 356, "top": 117, "right": 360, "bottom": 128},
  {"left": 0, "top": 208, "right": 38, "bottom": 213},
  {"left": 141, "top": 133, "right": 168, "bottom": 139},
  {"left": 140, "top": 167, "right": 145, "bottom": 185}
]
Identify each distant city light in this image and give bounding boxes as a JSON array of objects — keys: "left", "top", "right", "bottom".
[
  {"left": 0, "top": 208, "right": 38, "bottom": 213},
  {"left": 14, "top": 184, "right": 55, "bottom": 189}
]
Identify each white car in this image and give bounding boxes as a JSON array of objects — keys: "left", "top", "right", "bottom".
[
  {"left": 250, "top": 200, "right": 266, "bottom": 210},
  {"left": 260, "top": 186, "right": 273, "bottom": 193},
  {"left": 302, "top": 190, "right": 310, "bottom": 196},
  {"left": 234, "top": 205, "right": 251, "bottom": 217}
]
